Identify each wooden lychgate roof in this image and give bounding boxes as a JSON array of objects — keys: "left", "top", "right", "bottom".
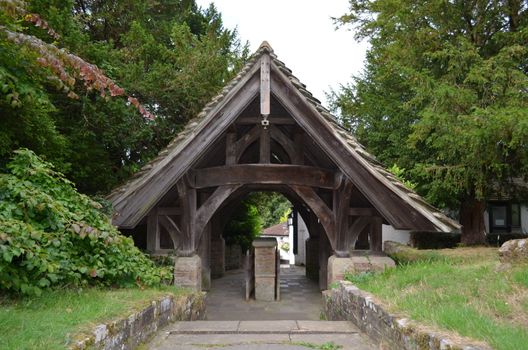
[{"left": 108, "top": 42, "right": 460, "bottom": 233}]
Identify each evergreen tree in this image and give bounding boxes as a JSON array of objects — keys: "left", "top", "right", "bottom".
[{"left": 332, "top": 0, "right": 528, "bottom": 244}]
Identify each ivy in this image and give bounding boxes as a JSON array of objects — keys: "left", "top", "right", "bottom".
[{"left": 0, "top": 149, "right": 171, "bottom": 295}]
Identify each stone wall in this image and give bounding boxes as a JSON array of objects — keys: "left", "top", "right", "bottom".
[
  {"left": 323, "top": 281, "right": 491, "bottom": 350},
  {"left": 71, "top": 292, "right": 206, "bottom": 350},
  {"left": 225, "top": 244, "right": 242, "bottom": 270}
]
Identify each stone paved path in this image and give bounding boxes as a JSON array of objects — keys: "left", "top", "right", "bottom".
[
  {"left": 144, "top": 267, "right": 376, "bottom": 349},
  {"left": 207, "top": 266, "right": 323, "bottom": 320},
  {"left": 147, "top": 320, "right": 375, "bottom": 350}
]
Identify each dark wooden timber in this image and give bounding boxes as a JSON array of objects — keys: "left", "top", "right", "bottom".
[
  {"left": 146, "top": 209, "right": 159, "bottom": 252},
  {"left": 290, "top": 185, "right": 336, "bottom": 250},
  {"left": 177, "top": 180, "right": 196, "bottom": 255},
  {"left": 259, "top": 127, "right": 271, "bottom": 163},
  {"left": 334, "top": 180, "right": 354, "bottom": 256},
  {"left": 190, "top": 164, "right": 336, "bottom": 189},
  {"left": 369, "top": 217, "right": 383, "bottom": 252},
  {"left": 157, "top": 207, "right": 181, "bottom": 215},
  {"left": 158, "top": 215, "right": 181, "bottom": 250},
  {"left": 349, "top": 208, "right": 378, "bottom": 216},
  {"left": 270, "top": 63, "right": 436, "bottom": 231},
  {"left": 225, "top": 132, "right": 237, "bottom": 165},
  {"left": 235, "top": 125, "right": 261, "bottom": 162},
  {"left": 236, "top": 117, "right": 295, "bottom": 125},
  {"left": 194, "top": 184, "right": 241, "bottom": 247},
  {"left": 260, "top": 54, "right": 271, "bottom": 115},
  {"left": 348, "top": 216, "right": 372, "bottom": 248},
  {"left": 269, "top": 125, "right": 299, "bottom": 164},
  {"left": 112, "top": 62, "right": 261, "bottom": 229}
]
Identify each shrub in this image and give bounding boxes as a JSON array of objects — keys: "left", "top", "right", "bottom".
[{"left": 0, "top": 149, "right": 171, "bottom": 295}]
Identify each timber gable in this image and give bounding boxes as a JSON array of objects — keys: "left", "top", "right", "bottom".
[{"left": 108, "top": 41, "right": 460, "bottom": 238}]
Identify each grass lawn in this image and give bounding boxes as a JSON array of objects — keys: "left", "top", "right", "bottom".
[
  {"left": 0, "top": 286, "right": 183, "bottom": 350},
  {"left": 346, "top": 247, "right": 528, "bottom": 350}
]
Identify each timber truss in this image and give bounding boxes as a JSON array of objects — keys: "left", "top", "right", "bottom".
[{"left": 109, "top": 41, "right": 460, "bottom": 260}]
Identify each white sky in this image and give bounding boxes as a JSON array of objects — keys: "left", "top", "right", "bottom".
[{"left": 195, "top": 0, "right": 369, "bottom": 107}]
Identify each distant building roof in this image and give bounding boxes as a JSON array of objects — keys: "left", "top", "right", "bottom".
[{"left": 262, "top": 222, "right": 289, "bottom": 237}]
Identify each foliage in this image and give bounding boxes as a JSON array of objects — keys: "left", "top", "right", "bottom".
[
  {"left": 0, "top": 149, "right": 171, "bottom": 295},
  {"left": 388, "top": 164, "right": 416, "bottom": 191},
  {"left": 246, "top": 192, "right": 292, "bottom": 228},
  {"left": 0, "top": 286, "right": 181, "bottom": 350},
  {"left": 1, "top": 0, "right": 247, "bottom": 194},
  {"left": 344, "top": 248, "right": 528, "bottom": 350},
  {"left": 332, "top": 0, "right": 528, "bottom": 243},
  {"left": 223, "top": 201, "right": 263, "bottom": 252}
]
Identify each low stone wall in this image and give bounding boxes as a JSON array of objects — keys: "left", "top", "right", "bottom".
[
  {"left": 323, "top": 281, "right": 491, "bottom": 350},
  {"left": 71, "top": 291, "right": 206, "bottom": 350}
]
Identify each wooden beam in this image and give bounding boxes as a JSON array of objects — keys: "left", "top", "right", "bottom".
[
  {"left": 348, "top": 216, "right": 372, "bottom": 248},
  {"left": 194, "top": 184, "right": 242, "bottom": 246},
  {"left": 270, "top": 64, "right": 437, "bottom": 231},
  {"left": 334, "top": 180, "right": 354, "bottom": 256},
  {"left": 290, "top": 185, "right": 336, "bottom": 250},
  {"left": 349, "top": 208, "right": 378, "bottom": 216},
  {"left": 190, "top": 164, "right": 337, "bottom": 189},
  {"left": 234, "top": 125, "right": 261, "bottom": 162},
  {"left": 146, "top": 209, "right": 159, "bottom": 252},
  {"left": 226, "top": 132, "right": 237, "bottom": 165},
  {"left": 157, "top": 207, "right": 181, "bottom": 215},
  {"left": 369, "top": 216, "right": 383, "bottom": 252},
  {"left": 269, "top": 125, "right": 299, "bottom": 164},
  {"left": 293, "top": 131, "right": 304, "bottom": 165},
  {"left": 158, "top": 215, "right": 181, "bottom": 250},
  {"left": 260, "top": 55, "right": 271, "bottom": 115},
  {"left": 177, "top": 180, "right": 196, "bottom": 254},
  {"left": 112, "top": 69, "right": 261, "bottom": 229},
  {"left": 236, "top": 117, "right": 295, "bottom": 125},
  {"left": 259, "top": 128, "right": 271, "bottom": 163}
]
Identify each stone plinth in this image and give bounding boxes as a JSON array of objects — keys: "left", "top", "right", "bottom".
[
  {"left": 327, "top": 252, "right": 395, "bottom": 286},
  {"left": 253, "top": 238, "right": 278, "bottom": 301},
  {"left": 174, "top": 255, "right": 202, "bottom": 291}
]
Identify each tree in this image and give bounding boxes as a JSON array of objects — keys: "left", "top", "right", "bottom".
[
  {"left": 1, "top": 0, "right": 247, "bottom": 193},
  {"left": 332, "top": 0, "right": 528, "bottom": 244}
]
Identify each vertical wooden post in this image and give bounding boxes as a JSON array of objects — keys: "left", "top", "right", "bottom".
[
  {"left": 259, "top": 128, "right": 271, "bottom": 163},
  {"left": 333, "top": 179, "right": 354, "bottom": 257},
  {"left": 369, "top": 217, "right": 383, "bottom": 252},
  {"left": 177, "top": 180, "right": 197, "bottom": 255},
  {"left": 147, "top": 208, "right": 159, "bottom": 253},
  {"left": 260, "top": 55, "right": 271, "bottom": 116},
  {"left": 226, "top": 132, "right": 236, "bottom": 165},
  {"left": 293, "top": 130, "right": 304, "bottom": 165}
]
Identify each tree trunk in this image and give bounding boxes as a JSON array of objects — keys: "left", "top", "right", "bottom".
[{"left": 459, "top": 198, "right": 487, "bottom": 245}]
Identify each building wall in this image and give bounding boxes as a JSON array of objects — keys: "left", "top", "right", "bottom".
[
  {"left": 484, "top": 204, "right": 528, "bottom": 234},
  {"left": 522, "top": 205, "right": 528, "bottom": 233},
  {"left": 294, "top": 215, "right": 309, "bottom": 265},
  {"left": 382, "top": 225, "right": 411, "bottom": 246}
]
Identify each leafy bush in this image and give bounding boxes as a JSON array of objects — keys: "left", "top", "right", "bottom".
[
  {"left": 0, "top": 149, "right": 171, "bottom": 295},
  {"left": 224, "top": 201, "right": 263, "bottom": 252}
]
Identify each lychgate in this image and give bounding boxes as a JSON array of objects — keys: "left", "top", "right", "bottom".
[{"left": 108, "top": 42, "right": 460, "bottom": 291}]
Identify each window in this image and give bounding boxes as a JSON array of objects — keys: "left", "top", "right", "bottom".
[{"left": 489, "top": 202, "right": 522, "bottom": 233}]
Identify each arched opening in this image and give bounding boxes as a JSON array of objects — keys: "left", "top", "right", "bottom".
[{"left": 202, "top": 189, "right": 328, "bottom": 320}]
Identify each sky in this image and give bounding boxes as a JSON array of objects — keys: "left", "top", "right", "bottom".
[{"left": 195, "top": 0, "right": 369, "bottom": 107}]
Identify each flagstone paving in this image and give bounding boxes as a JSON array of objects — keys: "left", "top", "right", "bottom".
[
  {"left": 206, "top": 266, "right": 323, "bottom": 320},
  {"left": 147, "top": 320, "right": 375, "bottom": 350},
  {"left": 144, "top": 266, "right": 376, "bottom": 349}
]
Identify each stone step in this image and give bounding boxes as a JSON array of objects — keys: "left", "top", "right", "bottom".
[{"left": 167, "top": 320, "right": 359, "bottom": 335}]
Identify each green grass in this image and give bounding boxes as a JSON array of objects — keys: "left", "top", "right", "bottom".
[
  {"left": 346, "top": 248, "right": 528, "bottom": 350},
  {"left": 0, "top": 286, "right": 183, "bottom": 350}
]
